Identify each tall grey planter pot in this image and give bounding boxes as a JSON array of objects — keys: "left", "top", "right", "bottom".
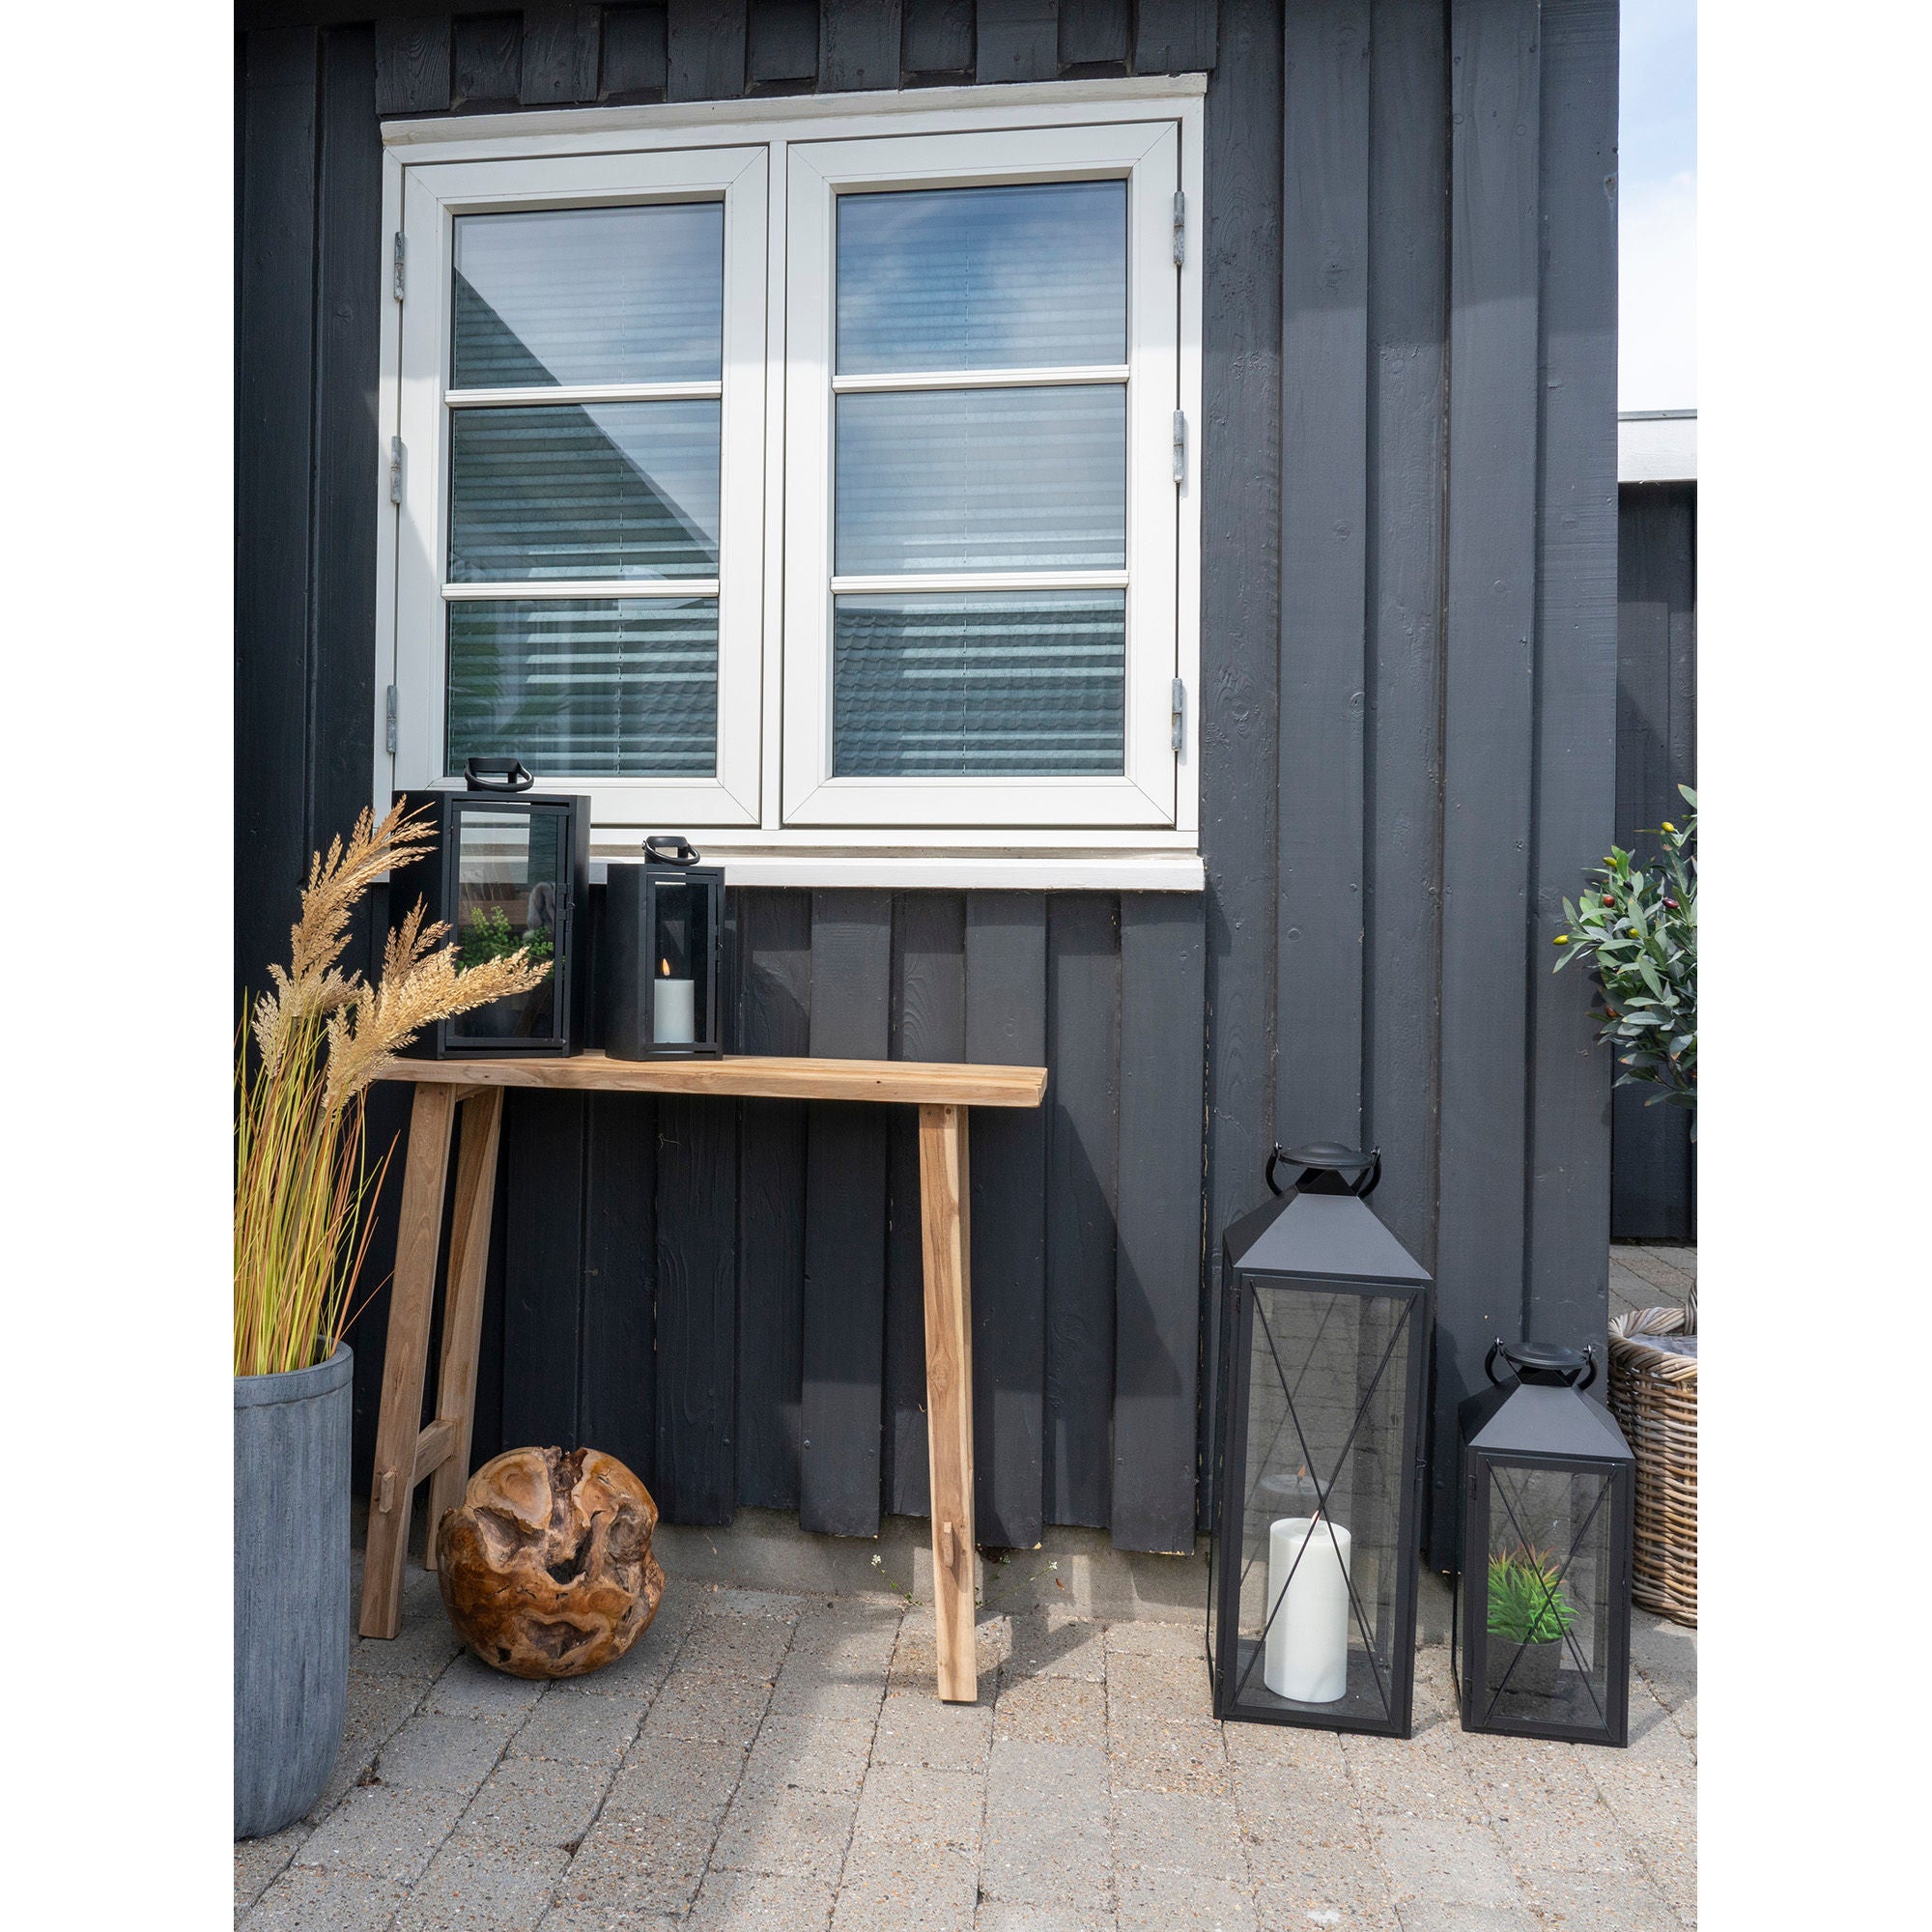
[{"left": 235, "top": 1343, "right": 352, "bottom": 1839}]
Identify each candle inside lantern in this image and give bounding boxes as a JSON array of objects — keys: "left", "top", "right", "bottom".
[
  {"left": 1264, "top": 1516, "right": 1352, "bottom": 1703},
  {"left": 652, "top": 955, "right": 696, "bottom": 1044}
]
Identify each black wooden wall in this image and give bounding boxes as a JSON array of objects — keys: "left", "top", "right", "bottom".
[
  {"left": 236, "top": 0, "right": 1620, "bottom": 1566},
  {"left": 1612, "top": 479, "right": 1696, "bottom": 1241}
]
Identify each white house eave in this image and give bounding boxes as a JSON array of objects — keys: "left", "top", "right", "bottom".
[{"left": 1619, "top": 410, "right": 1696, "bottom": 484}]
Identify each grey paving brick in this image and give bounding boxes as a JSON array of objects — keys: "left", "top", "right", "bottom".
[
  {"left": 1106, "top": 1650, "right": 1214, "bottom": 1725},
  {"left": 790, "top": 1601, "right": 905, "bottom": 1662},
  {"left": 767, "top": 1650, "right": 889, "bottom": 1720},
  {"left": 871, "top": 1689, "right": 994, "bottom": 1770},
  {"left": 997, "top": 1670, "right": 1107, "bottom": 1747},
  {"left": 892, "top": 1608, "right": 1015, "bottom": 1690},
  {"left": 555, "top": 1819, "right": 713, "bottom": 1917},
  {"left": 640, "top": 1670, "right": 772, "bottom": 1747},
  {"left": 1003, "top": 1608, "right": 1110, "bottom": 1684},
  {"left": 1514, "top": 1866, "right": 1681, "bottom": 1931},
  {"left": 679, "top": 1611, "right": 795, "bottom": 1683},
  {"left": 1117, "top": 1868, "right": 1254, "bottom": 1932},
  {"left": 1111, "top": 1718, "right": 1230, "bottom": 1797},
  {"left": 1250, "top": 1861, "right": 1402, "bottom": 1932},
  {"left": 833, "top": 1842, "right": 979, "bottom": 1930},
  {"left": 1112, "top": 1789, "right": 1249, "bottom": 1882},
  {"left": 246, "top": 1862, "right": 412, "bottom": 1931},
  {"left": 297, "top": 1779, "right": 473, "bottom": 1885},
  {"left": 353, "top": 1614, "right": 465, "bottom": 1683},
  {"left": 602, "top": 1740, "right": 746, "bottom": 1825},
  {"left": 236, "top": 1823, "right": 313, "bottom": 1910},
  {"left": 980, "top": 1741, "right": 1111, "bottom": 1902},
  {"left": 974, "top": 1906, "right": 1118, "bottom": 1932},
  {"left": 424, "top": 1656, "right": 549, "bottom": 1721},
  {"left": 1391, "top": 1907, "right": 1540, "bottom": 1932},
  {"left": 399, "top": 1835, "right": 570, "bottom": 1931},
  {"left": 849, "top": 1763, "right": 983, "bottom": 1855},
  {"left": 1105, "top": 1620, "right": 1206, "bottom": 1660},
  {"left": 511, "top": 1692, "right": 644, "bottom": 1767},
  {"left": 1374, "top": 1819, "right": 1523, "bottom": 1912},
  {"left": 686, "top": 1868, "right": 836, "bottom": 1931},
  {"left": 462, "top": 1756, "right": 612, "bottom": 1850},
  {"left": 536, "top": 1908, "right": 680, "bottom": 1932},
  {"left": 702, "top": 1588, "right": 811, "bottom": 1623},
  {"left": 376, "top": 1712, "right": 517, "bottom": 1791},
  {"left": 711, "top": 1776, "right": 859, "bottom": 1882},
  {"left": 317, "top": 1672, "right": 437, "bottom": 1813},
  {"left": 740, "top": 1714, "right": 876, "bottom": 1795}
]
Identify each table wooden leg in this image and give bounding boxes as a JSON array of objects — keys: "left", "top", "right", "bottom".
[
  {"left": 423, "top": 1087, "right": 504, "bottom": 1571},
  {"left": 358, "top": 1082, "right": 458, "bottom": 1639},
  {"left": 919, "top": 1103, "right": 977, "bottom": 1702}
]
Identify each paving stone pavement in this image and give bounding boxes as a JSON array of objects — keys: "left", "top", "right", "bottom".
[{"left": 240, "top": 1251, "right": 1696, "bottom": 1932}]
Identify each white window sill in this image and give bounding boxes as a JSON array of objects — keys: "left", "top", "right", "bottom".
[{"left": 588, "top": 847, "right": 1206, "bottom": 893}]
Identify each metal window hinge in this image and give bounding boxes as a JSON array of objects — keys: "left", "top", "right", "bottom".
[
  {"left": 392, "top": 231, "right": 406, "bottom": 300},
  {"left": 1172, "top": 411, "right": 1186, "bottom": 483},
  {"left": 1171, "top": 678, "right": 1186, "bottom": 752},
  {"left": 1173, "top": 190, "right": 1186, "bottom": 267},
  {"left": 385, "top": 685, "right": 398, "bottom": 756},
  {"left": 389, "top": 436, "right": 406, "bottom": 503}
]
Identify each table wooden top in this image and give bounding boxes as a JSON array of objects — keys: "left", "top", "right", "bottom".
[{"left": 380, "top": 1048, "right": 1047, "bottom": 1109}]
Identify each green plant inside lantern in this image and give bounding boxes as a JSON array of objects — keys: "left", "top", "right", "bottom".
[{"left": 1486, "top": 1548, "right": 1579, "bottom": 1647}]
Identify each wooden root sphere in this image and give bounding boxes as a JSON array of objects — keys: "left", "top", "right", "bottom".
[{"left": 435, "top": 1446, "right": 665, "bottom": 1679}]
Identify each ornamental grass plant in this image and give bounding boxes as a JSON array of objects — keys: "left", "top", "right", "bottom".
[
  {"left": 234, "top": 803, "right": 551, "bottom": 1379},
  {"left": 1486, "top": 1548, "right": 1579, "bottom": 1646}
]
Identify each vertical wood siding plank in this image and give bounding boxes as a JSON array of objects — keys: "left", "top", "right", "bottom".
[
  {"left": 521, "top": 4, "right": 601, "bottom": 103},
  {"left": 1610, "top": 483, "right": 1696, "bottom": 1239},
  {"left": 654, "top": 1094, "right": 739, "bottom": 1522},
  {"left": 470, "top": 1124, "right": 513, "bottom": 1469},
  {"left": 747, "top": 0, "right": 819, "bottom": 88},
  {"left": 735, "top": 890, "right": 813, "bottom": 1508},
  {"left": 1526, "top": 0, "right": 1620, "bottom": 1349},
  {"left": 1196, "top": 0, "right": 1282, "bottom": 1529},
  {"left": 454, "top": 13, "right": 524, "bottom": 106},
  {"left": 1133, "top": 0, "right": 1219, "bottom": 73},
  {"left": 601, "top": 4, "right": 668, "bottom": 99},
  {"left": 582, "top": 1094, "right": 657, "bottom": 1485},
  {"left": 1363, "top": 0, "right": 1449, "bottom": 1271},
  {"left": 903, "top": 0, "right": 975, "bottom": 76},
  {"left": 237, "top": 28, "right": 319, "bottom": 1017},
  {"left": 502, "top": 1091, "right": 588, "bottom": 1450},
  {"left": 1044, "top": 895, "right": 1121, "bottom": 1528},
  {"left": 1278, "top": 0, "right": 1372, "bottom": 1153},
  {"left": 1059, "top": 0, "right": 1129, "bottom": 70},
  {"left": 884, "top": 894, "right": 967, "bottom": 1519},
  {"left": 668, "top": 0, "right": 747, "bottom": 99},
  {"left": 964, "top": 895, "right": 1049, "bottom": 1548},
  {"left": 373, "top": 15, "right": 452, "bottom": 113},
  {"left": 977, "top": 0, "right": 1059, "bottom": 83},
  {"left": 1114, "top": 895, "right": 1208, "bottom": 1552},
  {"left": 823, "top": 0, "right": 903, "bottom": 89},
  {"left": 1432, "top": 0, "right": 1542, "bottom": 1561},
  {"left": 800, "top": 891, "right": 894, "bottom": 1537}
]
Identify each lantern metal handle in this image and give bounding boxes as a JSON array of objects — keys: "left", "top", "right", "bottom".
[
  {"left": 1265, "top": 1144, "right": 1382, "bottom": 1199},
  {"left": 464, "top": 756, "right": 534, "bottom": 794},
  {"left": 643, "top": 833, "right": 701, "bottom": 867},
  {"left": 1485, "top": 1340, "right": 1600, "bottom": 1389}
]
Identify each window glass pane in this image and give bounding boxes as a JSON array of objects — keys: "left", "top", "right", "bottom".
[
  {"left": 447, "top": 599, "right": 718, "bottom": 777},
  {"left": 452, "top": 204, "right": 724, "bottom": 388},
  {"left": 834, "top": 591, "right": 1124, "bottom": 777},
  {"left": 448, "top": 807, "right": 563, "bottom": 1042},
  {"left": 449, "top": 403, "right": 721, "bottom": 582},
  {"left": 835, "top": 386, "right": 1125, "bottom": 576},
  {"left": 837, "top": 182, "right": 1126, "bottom": 374}
]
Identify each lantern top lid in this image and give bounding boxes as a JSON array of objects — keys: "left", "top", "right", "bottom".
[
  {"left": 1463, "top": 1378, "right": 1634, "bottom": 1464},
  {"left": 1222, "top": 1183, "right": 1431, "bottom": 1290}
]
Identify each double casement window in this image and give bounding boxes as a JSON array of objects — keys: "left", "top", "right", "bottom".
[{"left": 380, "top": 83, "right": 1203, "bottom": 883}]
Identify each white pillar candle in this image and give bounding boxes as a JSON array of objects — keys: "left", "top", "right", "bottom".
[
  {"left": 653, "top": 977, "right": 696, "bottom": 1045},
  {"left": 1264, "top": 1517, "right": 1352, "bottom": 1703}
]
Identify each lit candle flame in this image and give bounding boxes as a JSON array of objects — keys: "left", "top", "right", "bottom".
[{"left": 660, "top": 957, "right": 670, "bottom": 977}]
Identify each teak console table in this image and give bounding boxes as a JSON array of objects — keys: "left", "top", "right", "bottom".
[{"left": 357, "top": 1049, "right": 1048, "bottom": 1704}]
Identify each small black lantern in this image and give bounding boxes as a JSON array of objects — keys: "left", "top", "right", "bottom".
[
  {"left": 1208, "top": 1146, "right": 1432, "bottom": 1736},
  {"left": 605, "top": 835, "right": 724, "bottom": 1059},
  {"left": 393, "top": 760, "right": 588, "bottom": 1058},
  {"left": 1458, "top": 1341, "right": 1635, "bottom": 1747}
]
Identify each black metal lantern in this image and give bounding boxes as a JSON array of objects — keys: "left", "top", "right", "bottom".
[
  {"left": 1458, "top": 1341, "right": 1635, "bottom": 1747},
  {"left": 1208, "top": 1146, "right": 1432, "bottom": 1736},
  {"left": 393, "top": 760, "right": 588, "bottom": 1058},
  {"left": 605, "top": 835, "right": 724, "bottom": 1059}
]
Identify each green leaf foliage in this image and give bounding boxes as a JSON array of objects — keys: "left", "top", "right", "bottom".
[{"left": 1486, "top": 1548, "right": 1579, "bottom": 1646}]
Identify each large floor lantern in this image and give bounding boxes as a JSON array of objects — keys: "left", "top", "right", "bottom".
[
  {"left": 1208, "top": 1146, "right": 1432, "bottom": 1736},
  {"left": 1459, "top": 1342, "right": 1634, "bottom": 1747}
]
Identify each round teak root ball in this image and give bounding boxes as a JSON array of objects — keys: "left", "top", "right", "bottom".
[{"left": 436, "top": 1446, "right": 665, "bottom": 1679}]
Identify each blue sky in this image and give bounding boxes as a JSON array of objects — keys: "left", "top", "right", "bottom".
[{"left": 1620, "top": 0, "right": 1697, "bottom": 409}]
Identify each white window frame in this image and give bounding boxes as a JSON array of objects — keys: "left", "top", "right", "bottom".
[{"left": 374, "top": 77, "right": 1205, "bottom": 889}]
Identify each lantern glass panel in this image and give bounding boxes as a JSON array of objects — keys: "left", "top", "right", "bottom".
[
  {"left": 648, "top": 877, "right": 713, "bottom": 1048},
  {"left": 447, "top": 803, "right": 564, "bottom": 1044},
  {"left": 1225, "top": 1283, "right": 1415, "bottom": 1729},
  {"left": 1478, "top": 1460, "right": 1617, "bottom": 1735}
]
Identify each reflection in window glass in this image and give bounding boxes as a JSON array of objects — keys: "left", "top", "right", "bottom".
[{"left": 837, "top": 181, "right": 1127, "bottom": 374}]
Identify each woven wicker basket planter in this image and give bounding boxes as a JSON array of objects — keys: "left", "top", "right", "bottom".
[{"left": 1608, "top": 1295, "right": 1697, "bottom": 1627}]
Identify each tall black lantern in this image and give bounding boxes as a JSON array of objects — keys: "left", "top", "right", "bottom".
[
  {"left": 393, "top": 760, "right": 588, "bottom": 1058},
  {"left": 1459, "top": 1342, "right": 1634, "bottom": 1747},
  {"left": 1208, "top": 1146, "right": 1432, "bottom": 1736},
  {"left": 605, "top": 835, "right": 724, "bottom": 1059}
]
